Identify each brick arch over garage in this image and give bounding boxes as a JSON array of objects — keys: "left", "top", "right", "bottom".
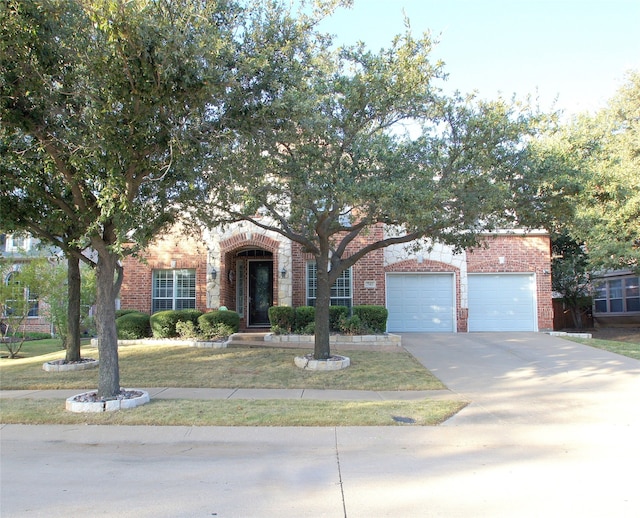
[{"left": 385, "top": 259, "right": 466, "bottom": 332}]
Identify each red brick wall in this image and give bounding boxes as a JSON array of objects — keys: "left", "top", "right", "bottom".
[
  {"left": 291, "top": 225, "right": 386, "bottom": 307},
  {"left": 120, "top": 229, "right": 208, "bottom": 314},
  {"left": 120, "top": 224, "right": 552, "bottom": 331}
]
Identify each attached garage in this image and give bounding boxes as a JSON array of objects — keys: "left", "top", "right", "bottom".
[
  {"left": 468, "top": 274, "right": 537, "bottom": 331},
  {"left": 386, "top": 273, "right": 455, "bottom": 332}
]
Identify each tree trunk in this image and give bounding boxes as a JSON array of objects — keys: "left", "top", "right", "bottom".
[
  {"left": 313, "top": 254, "right": 332, "bottom": 360},
  {"left": 570, "top": 306, "right": 584, "bottom": 330},
  {"left": 65, "top": 255, "right": 82, "bottom": 362},
  {"left": 95, "top": 251, "right": 120, "bottom": 398}
]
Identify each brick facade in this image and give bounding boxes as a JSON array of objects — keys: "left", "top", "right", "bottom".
[
  {"left": 467, "top": 233, "right": 553, "bottom": 330},
  {"left": 120, "top": 227, "right": 208, "bottom": 314},
  {"left": 119, "top": 222, "right": 553, "bottom": 333}
]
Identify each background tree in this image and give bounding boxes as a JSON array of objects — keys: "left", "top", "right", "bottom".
[
  {"left": 0, "top": 257, "right": 48, "bottom": 358},
  {"left": 552, "top": 72, "right": 640, "bottom": 273},
  {"left": 0, "top": 128, "right": 92, "bottom": 362},
  {"left": 45, "top": 260, "right": 96, "bottom": 347},
  {"left": 551, "top": 233, "right": 592, "bottom": 329},
  {"left": 202, "top": 29, "right": 554, "bottom": 360}
]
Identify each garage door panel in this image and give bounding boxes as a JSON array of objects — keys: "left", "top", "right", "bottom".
[
  {"left": 387, "top": 274, "right": 455, "bottom": 332},
  {"left": 468, "top": 274, "right": 536, "bottom": 332}
]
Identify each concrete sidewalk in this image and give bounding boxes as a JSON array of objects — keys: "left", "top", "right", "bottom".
[
  {"left": 2, "top": 332, "right": 640, "bottom": 518},
  {"left": 0, "top": 387, "right": 460, "bottom": 402}
]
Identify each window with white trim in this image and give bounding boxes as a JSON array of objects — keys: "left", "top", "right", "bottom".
[
  {"left": 4, "top": 234, "right": 31, "bottom": 252},
  {"left": 3, "top": 271, "right": 39, "bottom": 317},
  {"left": 306, "top": 262, "right": 352, "bottom": 308},
  {"left": 594, "top": 276, "right": 640, "bottom": 314},
  {"left": 152, "top": 269, "right": 196, "bottom": 313}
]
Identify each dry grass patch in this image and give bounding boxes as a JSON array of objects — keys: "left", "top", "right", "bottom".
[
  {"left": 0, "top": 398, "right": 467, "bottom": 426},
  {"left": 0, "top": 342, "right": 444, "bottom": 391}
]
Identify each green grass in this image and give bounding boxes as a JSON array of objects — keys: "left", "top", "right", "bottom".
[
  {"left": 0, "top": 341, "right": 444, "bottom": 391},
  {"left": 0, "top": 398, "right": 467, "bottom": 426},
  {"left": 565, "top": 337, "right": 640, "bottom": 360},
  {"left": 0, "top": 339, "right": 462, "bottom": 426}
]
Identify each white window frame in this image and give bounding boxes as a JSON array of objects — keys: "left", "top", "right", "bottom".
[
  {"left": 306, "top": 261, "right": 352, "bottom": 308},
  {"left": 3, "top": 270, "right": 39, "bottom": 317},
  {"left": 5, "top": 234, "right": 31, "bottom": 252},
  {"left": 152, "top": 269, "right": 196, "bottom": 313}
]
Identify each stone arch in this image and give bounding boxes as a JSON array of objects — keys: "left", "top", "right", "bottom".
[{"left": 218, "top": 233, "right": 284, "bottom": 329}]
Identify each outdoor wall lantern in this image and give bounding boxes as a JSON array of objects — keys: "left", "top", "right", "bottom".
[
  {"left": 280, "top": 266, "right": 287, "bottom": 278},
  {"left": 210, "top": 266, "right": 217, "bottom": 281}
]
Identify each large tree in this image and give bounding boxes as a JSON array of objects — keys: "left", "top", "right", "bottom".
[
  {"left": 1, "top": 0, "right": 346, "bottom": 396},
  {"left": 0, "top": 0, "right": 243, "bottom": 397},
  {"left": 545, "top": 72, "right": 640, "bottom": 273},
  {"left": 201, "top": 29, "right": 553, "bottom": 360},
  {"left": 0, "top": 129, "right": 89, "bottom": 362}
]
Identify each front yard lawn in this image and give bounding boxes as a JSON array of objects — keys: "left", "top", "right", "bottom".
[
  {"left": 0, "top": 339, "right": 465, "bottom": 426},
  {"left": 0, "top": 340, "right": 444, "bottom": 391}
]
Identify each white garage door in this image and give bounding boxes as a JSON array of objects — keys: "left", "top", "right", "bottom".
[
  {"left": 386, "top": 274, "right": 455, "bottom": 332},
  {"left": 468, "top": 274, "right": 537, "bottom": 331}
]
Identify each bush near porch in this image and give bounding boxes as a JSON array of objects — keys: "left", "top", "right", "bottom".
[
  {"left": 116, "top": 309, "right": 240, "bottom": 340},
  {"left": 268, "top": 305, "right": 388, "bottom": 335}
]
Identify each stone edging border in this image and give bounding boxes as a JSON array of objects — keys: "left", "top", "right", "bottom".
[
  {"left": 91, "top": 338, "right": 227, "bottom": 348},
  {"left": 265, "top": 333, "right": 401, "bottom": 347},
  {"left": 42, "top": 359, "right": 99, "bottom": 372},
  {"left": 66, "top": 389, "right": 150, "bottom": 413},
  {"left": 547, "top": 331, "right": 593, "bottom": 339},
  {"left": 294, "top": 354, "right": 351, "bottom": 371}
]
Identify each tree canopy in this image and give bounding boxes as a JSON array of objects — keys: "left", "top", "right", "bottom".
[
  {"left": 0, "top": 0, "right": 313, "bottom": 395},
  {"left": 538, "top": 72, "right": 640, "bottom": 273},
  {"left": 199, "top": 28, "right": 556, "bottom": 358}
]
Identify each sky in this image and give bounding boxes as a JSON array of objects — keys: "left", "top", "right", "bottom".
[{"left": 317, "top": 0, "right": 640, "bottom": 116}]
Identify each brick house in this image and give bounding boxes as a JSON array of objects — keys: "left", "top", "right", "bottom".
[
  {"left": 0, "top": 233, "right": 53, "bottom": 335},
  {"left": 120, "top": 220, "right": 553, "bottom": 333},
  {"left": 591, "top": 270, "right": 640, "bottom": 327}
]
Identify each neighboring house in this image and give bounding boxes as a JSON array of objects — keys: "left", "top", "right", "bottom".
[
  {"left": 0, "top": 233, "right": 52, "bottom": 335},
  {"left": 591, "top": 271, "right": 640, "bottom": 327},
  {"left": 120, "top": 221, "right": 553, "bottom": 333}
]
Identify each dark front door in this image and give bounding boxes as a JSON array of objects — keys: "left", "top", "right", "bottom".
[{"left": 248, "top": 261, "right": 273, "bottom": 326}]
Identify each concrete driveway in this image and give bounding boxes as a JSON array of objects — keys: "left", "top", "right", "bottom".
[{"left": 1, "top": 332, "right": 639, "bottom": 517}]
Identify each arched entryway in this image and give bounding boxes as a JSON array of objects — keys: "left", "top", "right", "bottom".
[{"left": 225, "top": 249, "right": 274, "bottom": 328}]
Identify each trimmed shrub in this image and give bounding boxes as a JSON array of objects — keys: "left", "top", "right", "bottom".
[
  {"left": 116, "top": 312, "right": 151, "bottom": 339},
  {"left": 175, "top": 309, "right": 203, "bottom": 326},
  {"left": 339, "top": 314, "right": 367, "bottom": 335},
  {"left": 268, "top": 306, "right": 295, "bottom": 333},
  {"left": 198, "top": 310, "right": 240, "bottom": 338},
  {"left": 294, "top": 306, "right": 315, "bottom": 334},
  {"left": 329, "top": 306, "right": 349, "bottom": 332},
  {"left": 25, "top": 332, "right": 53, "bottom": 340},
  {"left": 150, "top": 310, "right": 181, "bottom": 338},
  {"left": 115, "top": 309, "right": 140, "bottom": 319},
  {"left": 352, "top": 305, "right": 388, "bottom": 333},
  {"left": 300, "top": 321, "right": 315, "bottom": 335},
  {"left": 150, "top": 309, "right": 203, "bottom": 338},
  {"left": 201, "top": 322, "right": 235, "bottom": 341},
  {"left": 176, "top": 320, "right": 199, "bottom": 339}
]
